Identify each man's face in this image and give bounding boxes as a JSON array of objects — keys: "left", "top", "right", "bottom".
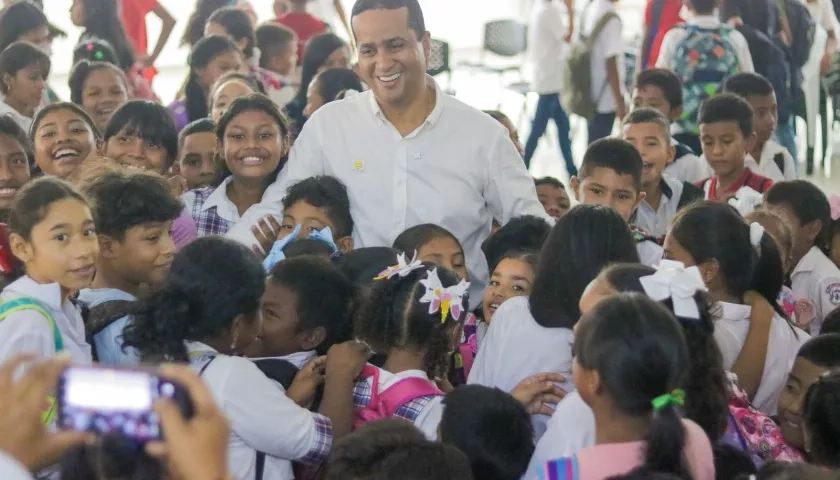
[{"left": 353, "top": 7, "right": 430, "bottom": 108}]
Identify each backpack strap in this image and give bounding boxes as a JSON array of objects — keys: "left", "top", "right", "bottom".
[
  {"left": 584, "top": 11, "right": 620, "bottom": 48},
  {"left": 678, "top": 181, "right": 704, "bottom": 210},
  {"left": 376, "top": 376, "right": 444, "bottom": 418},
  {"left": 0, "top": 297, "right": 63, "bottom": 352},
  {"left": 773, "top": 152, "right": 786, "bottom": 175},
  {"left": 253, "top": 358, "right": 299, "bottom": 390},
  {"left": 84, "top": 300, "right": 135, "bottom": 336},
  {"left": 535, "top": 456, "right": 580, "bottom": 480},
  {"left": 673, "top": 142, "right": 696, "bottom": 160}
]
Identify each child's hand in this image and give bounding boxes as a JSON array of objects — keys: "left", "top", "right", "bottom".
[
  {"left": 510, "top": 373, "right": 568, "bottom": 416},
  {"left": 251, "top": 215, "right": 282, "bottom": 256},
  {"left": 286, "top": 356, "right": 326, "bottom": 408},
  {"left": 324, "top": 340, "right": 371, "bottom": 381},
  {"left": 167, "top": 175, "right": 188, "bottom": 197}
]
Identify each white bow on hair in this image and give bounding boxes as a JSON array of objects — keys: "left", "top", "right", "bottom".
[
  {"left": 640, "top": 259, "right": 708, "bottom": 319},
  {"left": 727, "top": 186, "right": 763, "bottom": 216}
]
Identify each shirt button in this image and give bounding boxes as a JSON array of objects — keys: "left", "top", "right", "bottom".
[{"left": 413, "top": 153, "right": 422, "bottom": 159}]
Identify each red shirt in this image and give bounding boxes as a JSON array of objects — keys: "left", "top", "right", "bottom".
[
  {"left": 276, "top": 12, "right": 328, "bottom": 64},
  {"left": 700, "top": 168, "right": 774, "bottom": 201},
  {"left": 644, "top": 0, "right": 684, "bottom": 67},
  {"left": 120, "top": 0, "right": 158, "bottom": 55}
]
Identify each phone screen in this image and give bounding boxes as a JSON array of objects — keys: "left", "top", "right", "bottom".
[{"left": 59, "top": 367, "right": 162, "bottom": 441}]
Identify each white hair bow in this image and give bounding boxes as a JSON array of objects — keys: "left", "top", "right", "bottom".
[
  {"left": 727, "top": 186, "right": 763, "bottom": 217},
  {"left": 640, "top": 260, "right": 708, "bottom": 319},
  {"left": 749, "top": 222, "right": 765, "bottom": 247}
]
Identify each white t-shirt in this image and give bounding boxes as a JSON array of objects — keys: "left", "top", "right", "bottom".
[
  {"left": 467, "top": 296, "right": 575, "bottom": 440},
  {"left": 579, "top": 0, "right": 624, "bottom": 113},
  {"left": 713, "top": 302, "right": 809, "bottom": 414},
  {"left": 790, "top": 246, "right": 840, "bottom": 334},
  {"left": 803, "top": 0, "right": 839, "bottom": 37},
  {"left": 528, "top": 0, "right": 568, "bottom": 94}
]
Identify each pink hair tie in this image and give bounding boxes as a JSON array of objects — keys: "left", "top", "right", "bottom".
[
  {"left": 86, "top": 43, "right": 94, "bottom": 51},
  {"left": 830, "top": 195, "right": 840, "bottom": 221}
]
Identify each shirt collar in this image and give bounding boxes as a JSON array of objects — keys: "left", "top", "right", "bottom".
[
  {"left": 368, "top": 76, "right": 445, "bottom": 132},
  {"left": 201, "top": 177, "right": 237, "bottom": 218},
  {"left": 689, "top": 14, "right": 722, "bottom": 28},
  {"left": 793, "top": 246, "right": 825, "bottom": 275},
  {"left": 717, "top": 301, "right": 752, "bottom": 321},
  {"left": 4, "top": 275, "right": 66, "bottom": 311}
]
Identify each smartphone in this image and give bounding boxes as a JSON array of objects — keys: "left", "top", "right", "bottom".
[{"left": 56, "top": 366, "right": 194, "bottom": 442}]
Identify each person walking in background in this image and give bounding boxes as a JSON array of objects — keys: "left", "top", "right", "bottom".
[
  {"left": 523, "top": 0, "right": 577, "bottom": 176},
  {"left": 118, "top": 0, "right": 177, "bottom": 84}
]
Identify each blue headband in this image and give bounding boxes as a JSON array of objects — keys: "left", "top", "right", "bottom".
[{"left": 262, "top": 225, "right": 338, "bottom": 271}]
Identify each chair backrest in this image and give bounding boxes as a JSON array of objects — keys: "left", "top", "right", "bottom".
[
  {"left": 482, "top": 20, "right": 528, "bottom": 57},
  {"left": 427, "top": 38, "right": 451, "bottom": 76}
]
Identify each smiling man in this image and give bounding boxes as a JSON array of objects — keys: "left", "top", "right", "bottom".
[{"left": 226, "top": 0, "right": 548, "bottom": 300}]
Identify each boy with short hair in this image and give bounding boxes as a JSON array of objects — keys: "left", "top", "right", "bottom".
[
  {"left": 533, "top": 176, "right": 571, "bottom": 219},
  {"left": 570, "top": 137, "right": 664, "bottom": 265},
  {"left": 173, "top": 118, "right": 217, "bottom": 190},
  {"left": 724, "top": 73, "right": 796, "bottom": 182},
  {"left": 632, "top": 68, "right": 708, "bottom": 184},
  {"left": 621, "top": 108, "right": 704, "bottom": 236},
  {"left": 279, "top": 175, "right": 355, "bottom": 252},
  {"left": 256, "top": 22, "right": 299, "bottom": 105},
  {"left": 777, "top": 334, "right": 840, "bottom": 454},
  {"left": 697, "top": 93, "right": 773, "bottom": 202},
  {"left": 78, "top": 170, "right": 183, "bottom": 364},
  {"left": 656, "top": 0, "right": 754, "bottom": 153},
  {"left": 275, "top": 0, "right": 328, "bottom": 65}
]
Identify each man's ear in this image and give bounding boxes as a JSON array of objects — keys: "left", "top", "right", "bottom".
[{"left": 337, "top": 236, "right": 354, "bottom": 253}]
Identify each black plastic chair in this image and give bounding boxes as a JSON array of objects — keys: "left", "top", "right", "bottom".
[
  {"left": 427, "top": 38, "right": 455, "bottom": 94},
  {"left": 462, "top": 19, "right": 528, "bottom": 76}
]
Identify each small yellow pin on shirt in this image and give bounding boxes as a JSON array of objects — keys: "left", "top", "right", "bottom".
[{"left": 352, "top": 160, "right": 365, "bottom": 171}]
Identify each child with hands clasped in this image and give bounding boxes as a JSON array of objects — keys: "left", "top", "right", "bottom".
[
  {"left": 532, "top": 294, "right": 716, "bottom": 480},
  {"left": 0, "top": 177, "right": 98, "bottom": 364},
  {"left": 183, "top": 93, "right": 287, "bottom": 238}
]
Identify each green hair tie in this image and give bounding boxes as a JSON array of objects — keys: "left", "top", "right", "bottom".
[
  {"left": 651, "top": 389, "right": 686, "bottom": 410},
  {"left": 94, "top": 51, "right": 104, "bottom": 60}
]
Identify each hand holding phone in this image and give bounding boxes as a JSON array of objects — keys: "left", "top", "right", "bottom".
[{"left": 56, "top": 366, "right": 194, "bottom": 443}]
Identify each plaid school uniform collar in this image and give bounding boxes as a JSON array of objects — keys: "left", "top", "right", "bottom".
[{"left": 200, "top": 177, "right": 239, "bottom": 222}]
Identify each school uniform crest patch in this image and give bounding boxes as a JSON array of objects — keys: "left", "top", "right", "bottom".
[{"left": 826, "top": 283, "right": 840, "bottom": 305}]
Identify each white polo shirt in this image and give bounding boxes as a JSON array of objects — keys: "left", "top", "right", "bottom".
[
  {"left": 748, "top": 139, "right": 797, "bottom": 182},
  {"left": 791, "top": 246, "right": 840, "bottom": 334},
  {"left": 226, "top": 80, "right": 550, "bottom": 301}
]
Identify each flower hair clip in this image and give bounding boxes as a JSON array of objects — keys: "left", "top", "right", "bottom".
[
  {"left": 639, "top": 259, "right": 707, "bottom": 319},
  {"left": 374, "top": 251, "right": 424, "bottom": 280},
  {"left": 418, "top": 268, "right": 470, "bottom": 324}
]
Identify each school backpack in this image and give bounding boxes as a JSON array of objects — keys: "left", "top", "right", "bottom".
[
  {"left": 736, "top": 24, "right": 794, "bottom": 123},
  {"left": 560, "top": 10, "right": 621, "bottom": 120},
  {"left": 0, "top": 296, "right": 63, "bottom": 424},
  {"left": 353, "top": 365, "right": 443, "bottom": 429},
  {"left": 672, "top": 24, "right": 741, "bottom": 135},
  {"left": 79, "top": 299, "right": 135, "bottom": 362}
]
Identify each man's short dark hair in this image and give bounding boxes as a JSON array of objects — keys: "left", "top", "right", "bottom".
[
  {"left": 723, "top": 72, "right": 775, "bottom": 99},
  {"left": 578, "top": 138, "right": 644, "bottom": 193},
  {"left": 351, "top": 0, "right": 426, "bottom": 40},
  {"left": 698, "top": 93, "right": 754, "bottom": 137}
]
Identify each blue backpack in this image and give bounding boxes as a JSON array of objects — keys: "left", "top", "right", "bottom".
[{"left": 672, "top": 24, "right": 741, "bottom": 134}]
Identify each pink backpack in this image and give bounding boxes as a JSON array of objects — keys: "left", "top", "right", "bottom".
[{"left": 353, "top": 365, "right": 444, "bottom": 429}]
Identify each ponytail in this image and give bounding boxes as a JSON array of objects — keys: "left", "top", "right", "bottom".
[
  {"left": 121, "top": 289, "right": 194, "bottom": 362},
  {"left": 750, "top": 230, "right": 789, "bottom": 320},
  {"left": 184, "top": 71, "right": 208, "bottom": 124},
  {"left": 644, "top": 397, "right": 691, "bottom": 478}
]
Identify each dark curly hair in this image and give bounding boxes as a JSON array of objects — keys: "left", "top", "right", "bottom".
[
  {"left": 121, "top": 236, "right": 265, "bottom": 362},
  {"left": 481, "top": 215, "right": 550, "bottom": 273},
  {"left": 354, "top": 262, "right": 468, "bottom": 379},
  {"left": 600, "top": 263, "right": 730, "bottom": 441}
]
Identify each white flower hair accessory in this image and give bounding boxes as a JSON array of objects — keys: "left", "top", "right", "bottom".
[
  {"left": 639, "top": 259, "right": 708, "bottom": 319},
  {"left": 418, "top": 268, "right": 471, "bottom": 324},
  {"left": 749, "top": 222, "right": 765, "bottom": 247},
  {"left": 374, "top": 251, "right": 424, "bottom": 280}
]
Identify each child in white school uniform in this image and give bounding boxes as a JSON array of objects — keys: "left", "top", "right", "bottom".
[
  {"left": 0, "top": 177, "right": 97, "bottom": 365},
  {"left": 468, "top": 204, "right": 639, "bottom": 439},
  {"left": 765, "top": 181, "right": 840, "bottom": 334},
  {"left": 724, "top": 73, "right": 797, "bottom": 182},
  {"left": 351, "top": 257, "right": 470, "bottom": 440},
  {"left": 121, "top": 236, "right": 366, "bottom": 480},
  {"left": 663, "top": 201, "right": 809, "bottom": 414},
  {"left": 183, "top": 94, "right": 288, "bottom": 237}
]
